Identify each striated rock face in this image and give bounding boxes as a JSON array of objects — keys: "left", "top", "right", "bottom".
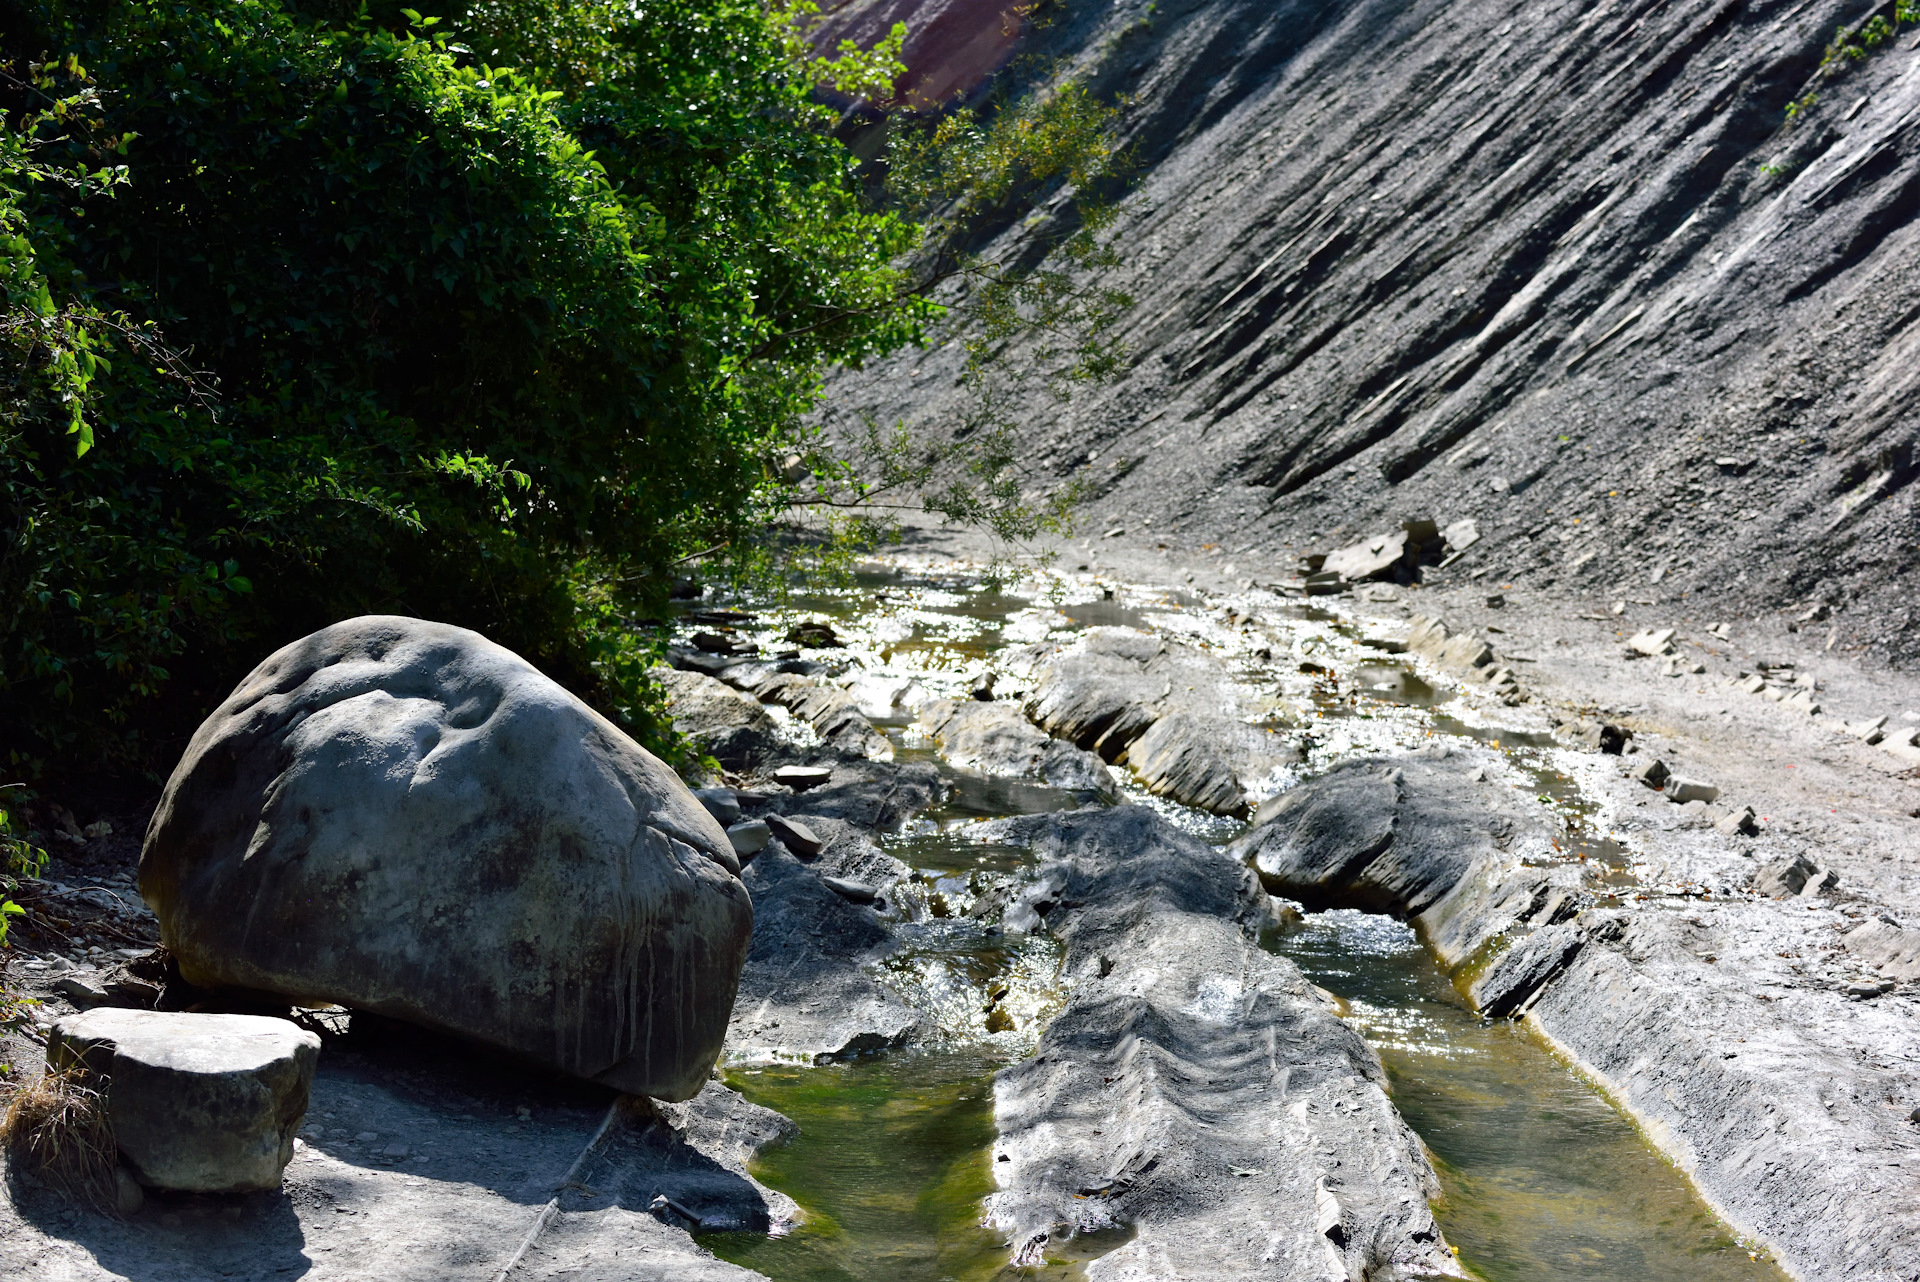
[
  {"left": 979, "top": 807, "right": 1465, "bottom": 1281},
  {"left": 826, "top": 0, "right": 1920, "bottom": 653},
  {"left": 1024, "top": 627, "right": 1302, "bottom": 813},
  {"left": 140, "top": 616, "right": 752, "bottom": 1101}
]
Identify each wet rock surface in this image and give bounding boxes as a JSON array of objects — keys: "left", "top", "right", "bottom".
[
  {"left": 915, "top": 698, "right": 1116, "bottom": 795},
  {"left": 725, "top": 815, "right": 918, "bottom": 1065},
  {"left": 978, "top": 807, "right": 1463, "bottom": 1280},
  {"left": 140, "top": 615, "right": 752, "bottom": 1102},
  {"left": 1522, "top": 904, "right": 1920, "bottom": 1281}
]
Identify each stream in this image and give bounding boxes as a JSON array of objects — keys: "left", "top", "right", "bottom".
[{"left": 689, "top": 567, "right": 1786, "bottom": 1281}]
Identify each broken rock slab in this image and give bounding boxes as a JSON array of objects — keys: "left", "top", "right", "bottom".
[
  {"left": 1663, "top": 776, "right": 1720, "bottom": 804},
  {"left": 1405, "top": 616, "right": 1495, "bottom": 674},
  {"left": 140, "top": 615, "right": 751, "bottom": 1102},
  {"left": 49, "top": 1009, "right": 319, "bottom": 1192},
  {"left": 1629, "top": 758, "right": 1670, "bottom": 789},
  {"left": 1753, "top": 852, "right": 1838, "bottom": 899},
  {"left": 1841, "top": 917, "right": 1920, "bottom": 982},
  {"left": 1626, "top": 627, "right": 1676, "bottom": 657}
]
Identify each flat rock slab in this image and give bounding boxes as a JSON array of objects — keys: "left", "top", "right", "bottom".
[
  {"left": 978, "top": 808, "right": 1463, "bottom": 1281},
  {"left": 50, "top": 1009, "right": 320, "bottom": 1193}
]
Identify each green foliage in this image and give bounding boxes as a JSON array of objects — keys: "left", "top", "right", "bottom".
[
  {"left": 0, "top": 785, "right": 46, "bottom": 949},
  {"left": 1788, "top": 4, "right": 1920, "bottom": 124},
  {"left": 1, "top": 0, "right": 1132, "bottom": 778}
]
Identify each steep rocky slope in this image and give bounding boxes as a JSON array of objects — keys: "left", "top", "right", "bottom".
[{"left": 825, "top": 0, "right": 1920, "bottom": 665}]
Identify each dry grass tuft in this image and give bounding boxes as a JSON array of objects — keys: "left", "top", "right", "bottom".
[{"left": 0, "top": 1064, "right": 118, "bottom": 1211}]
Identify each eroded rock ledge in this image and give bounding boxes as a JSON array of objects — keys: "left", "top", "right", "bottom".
[{"left": 979, "top": 807, "right": 1464, "bottom": 1281}]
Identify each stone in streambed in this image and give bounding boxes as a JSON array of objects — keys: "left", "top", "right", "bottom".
[
  {"left": 821, "top": 876, "right": 878, "bottom": 904},
  {"left": 656, "top": 669, "right": 782, "bottom": 770},
  {"left": 1753, "top": 852, "right": 1837, "bottom": 899},
  {"left": 49, "top": 1009, "right": 319, "bottom": 1192},
  {"left": 140, "top": 615, "right": 751, "bottom": 1102},
  {"left": 728, "top": 820, "right": 773, "bottom": 857},
  {"left": 1232, "top": 753, "right": 1567, "bottom": 967},
  {"left": 766, "top": 813, "right": 824, "bottom": 858},
  {"left": 695, "top": 787, "right": 743, "bottom": 826},
  {"left": 772, "top": 764, "right": 835, "bottom": 790},
  {"left": 1024, "top": 629, "right": 1168, "bottom": 759},
  {"left": 1123, "top": 711, "right": 1302, "bottom": 815},
  {"left": 1630, "top": 758, "right": 1671, "bottom": 789},
  {"left": 1664, "top": 776, "right": 1720, "bottom": 804},
  {"left": 915, "top": 698, "right": 1116, "bottom": 795}
]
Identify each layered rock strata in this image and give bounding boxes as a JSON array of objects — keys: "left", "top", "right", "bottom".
[{"left": 979, "top": 807, "right": 1465, "bottom": 1280}]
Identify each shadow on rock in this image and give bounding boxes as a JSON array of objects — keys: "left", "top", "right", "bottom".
[{"left": 5, "top": 1168, "right": 314, "bottom": 1278}]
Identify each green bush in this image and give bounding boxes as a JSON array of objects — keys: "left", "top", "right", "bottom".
[
  {"left": 1, "top": 0, "right": 1129, "bottom": 782},
  {"left": 0, "top": 0, "right": 921, "bottom": 776}
]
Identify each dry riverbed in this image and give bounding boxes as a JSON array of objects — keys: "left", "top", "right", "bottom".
[{"left": 4, "top": 539, "right": 1917, "bottom": 1281}]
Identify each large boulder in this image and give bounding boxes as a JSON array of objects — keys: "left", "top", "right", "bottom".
[
  {"left": 49, "top": 1009, "right": 319, "bottom": 1192},
  {"left": 140, "top": 616, "right": 752, "bottom": 1101}
]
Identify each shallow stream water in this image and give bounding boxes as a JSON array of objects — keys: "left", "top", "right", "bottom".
[{"left": 689, "top": 570, "right": 1784, "bottom": 1281}]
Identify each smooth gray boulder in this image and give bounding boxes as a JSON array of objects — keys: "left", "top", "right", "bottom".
[
  {"left": 915, "top": 698, "right": 1116, "bottom": 795},
  {"left": 49, "top": 1009, "right": 319, "bottom": 1192},
  {"left": 140, "top": 615, "right": 752, "bottom": 1101}
]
